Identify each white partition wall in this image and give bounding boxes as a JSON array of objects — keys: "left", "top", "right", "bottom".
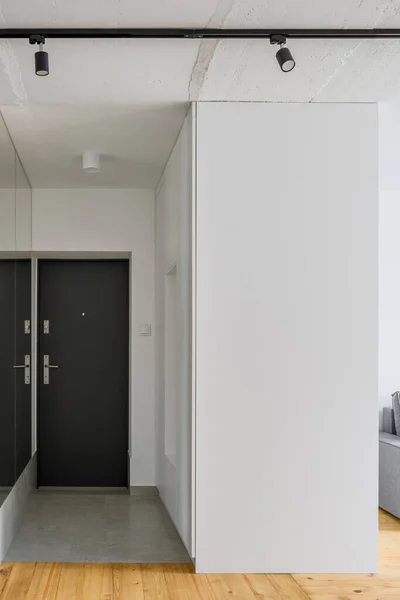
[
  {"left": 194, "top": 102, "right": 378, "bottom": 573},
  {"left": 155, "top": 107, "right": 194, "bottom": 556}
]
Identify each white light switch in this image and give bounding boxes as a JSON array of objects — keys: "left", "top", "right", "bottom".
[{"left": 140, "top": 324, "right": 152, "bottom": 336}]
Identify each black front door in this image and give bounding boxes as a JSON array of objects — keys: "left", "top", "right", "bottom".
[{"left": 38, "top": 260, "right": 129, "bottom": 487}]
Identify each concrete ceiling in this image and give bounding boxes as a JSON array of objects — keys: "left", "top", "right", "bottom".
[{"left": 0, "top": 0, "right": 399, "bottom": 188}]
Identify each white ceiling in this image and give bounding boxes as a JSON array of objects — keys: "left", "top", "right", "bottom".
[
  {"left": 2, "top": 104, "right": 189, "bottom": 188},
  {"left": 0, "top": 0, "right": 399, "bottom": 188}
]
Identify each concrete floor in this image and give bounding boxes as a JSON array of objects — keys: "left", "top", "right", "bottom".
[{"left": 5, "top": 490, "right": 190, "bottom": 563}]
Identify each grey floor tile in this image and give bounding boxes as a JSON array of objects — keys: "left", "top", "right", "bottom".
[
  {"left": 106, "top": 546, "right": 189, "bottom": 563},
  {"left": 67, "top": 543, "right": 111, "bottom": 563},
  {"left": 105, "top": 531, "right": 190, "bottom": 563},
  {"left": 6, "top": 539, "right": 72, "bottom": 562},
  {"left": 105, "top": 506, "right": 176, "bottom": 531},
  {"left": 4, "top": 490, "right": 190, "bottom": 563},
  {"left": 6, "top": 548, "right": 71, "bottom": 563}
]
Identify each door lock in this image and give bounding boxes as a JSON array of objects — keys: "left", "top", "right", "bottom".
[
  {"left": 13, "top": 354, "right": 31, "bottom": 385},
  {"left": 44, "top": 354, "right": 59, "bottom": 385}
]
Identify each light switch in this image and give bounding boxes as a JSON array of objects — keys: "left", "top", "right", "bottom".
[{"left": 140, "top": 324, "right": 152, "bottom": 336}]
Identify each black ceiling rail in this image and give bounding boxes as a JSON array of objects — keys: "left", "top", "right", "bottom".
[{"left": 1, "top": 28, "right": 400, "bottom": 39}]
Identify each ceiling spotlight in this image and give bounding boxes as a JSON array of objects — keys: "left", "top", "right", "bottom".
[
  {"left": 35, "top": 45, "right": 49, "bottom": 76},
  {"left": 30, "top": 35, "right": 49, "bottom": 76},
  {"left": 82, "top": 151, "right": 101, "bottom": 174},
  {"left": 270, "top": 34, "right": 295, "bottom": 73}
]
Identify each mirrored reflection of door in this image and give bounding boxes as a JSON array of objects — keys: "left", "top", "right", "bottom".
[
  {"left": 0, "top": 113, "right": 32, "bottom": 508},
  {"left": 0, "top": 113, "right": 16, "bottom": 506},
  {"left": 0, "top": 261, "right": 16, "bottom": 505},
  {"left": 0, "top": 259, "right": 32, "bottom": 507}
]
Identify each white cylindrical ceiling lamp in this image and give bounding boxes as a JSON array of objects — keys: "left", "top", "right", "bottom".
[{"left": 82, "top": 151, "right": 100, "bottom": 173}]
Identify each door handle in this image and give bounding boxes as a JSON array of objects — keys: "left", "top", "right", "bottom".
[
  {"left": 44, "top": 355, "right": 59, "bottom": 385},
  {"left": 13, "top": 355, "right": 30, "bottom": 385}
]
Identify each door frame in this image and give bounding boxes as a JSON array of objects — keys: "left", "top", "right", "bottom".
[{"left": 34, "top": 252, "right": 132, "bottom": 488}]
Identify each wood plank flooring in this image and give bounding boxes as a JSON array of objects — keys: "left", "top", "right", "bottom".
[{"left": 1, "top": 510, "right": 399, "bottom": 599}]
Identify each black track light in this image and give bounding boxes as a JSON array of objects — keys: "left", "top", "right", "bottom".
[
  {"left": 35, "top": 45, "right": 49, "bottom": 76},
  {"left": 276, "top": 46, "right": 295, "bottom": 72},
  {"left": 29, "top": 35, "right": 49, "bottom": 76},
  {"left": 270, "top": 34, "right": 295, "bottom": 73}
]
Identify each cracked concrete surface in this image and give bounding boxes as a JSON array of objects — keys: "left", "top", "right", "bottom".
[
  {"left": 0, "top": 0, "right": 398, "bottom": 106},
  {"left": 309, "top": 43, "right": 361, "bottom": 102},
  {"left": 188, "top": 0, "right": 236, "bottom": 100},
  {"left": 51, "top": 0, "right": 59, "bottom": 23},
  {"left": 377, "top": 0, "right": 400, "bottom": 25},
  {"left": 116, "top": 0, "right": 123, "bottom": 28},
  {"left": 0, "top": 42, "right": 28, "bottom": 105},
  {"left": 0, "top": 6, "right": 28, "bottom": 105},
  {"left": 0, "top": 0, "right": 398, "bottom": 188},
  {"left": 188, "top": 40, "right": 218, "bottom": 100},
  {"left": 310, "top": 0, "right": 400, "bottom": 101},
  {"left": 196, "top": 0, "right": 400, "bottom": 103}
]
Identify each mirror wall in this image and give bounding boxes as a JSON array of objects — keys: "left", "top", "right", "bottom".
[{"left": 0, "top": 115, "right": 32, "bottom": 506}]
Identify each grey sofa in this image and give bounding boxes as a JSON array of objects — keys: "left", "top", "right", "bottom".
[{"left": 380, "top": 407, "right": 400, "bottom": 518}]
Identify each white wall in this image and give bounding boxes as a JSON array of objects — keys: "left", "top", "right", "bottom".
[
  {"left": 0, "top": 190, "right": 16, "bottom": 250},
  {"left": 155, "top": 108, "right": 193, "bottom": 555},
  {"left": 16, "top": 158, "right": 32, "bottom": 252},
  {"left": 379, "top": 104, "right": 400, "bottom": 428},
  {"left": 195, "top": 102, "right": 378, "bottom": 573},
  {"left": 0, "top": 181, "right": 31, "bottom": 252},
  {"left": 32, "top": 188, "right": 156, "bottom": 485}
]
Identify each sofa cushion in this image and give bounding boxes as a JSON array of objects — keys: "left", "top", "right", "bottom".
[
  {"left": 380, "top": 432, "right": 400, "bottom": 448},
  {"left": 392, "top": 392, "right": 400, "bottom": 436},
  {"left": 383, "top": 407, "right": 397, "bottom": 435}
]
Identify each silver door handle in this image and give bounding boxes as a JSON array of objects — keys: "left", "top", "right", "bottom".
[
  {"left": 44, "top": 355, "right": 59, "bottom": 385},
  {"left": 13, "top": 355, "right": 30, "bottom": 385}
]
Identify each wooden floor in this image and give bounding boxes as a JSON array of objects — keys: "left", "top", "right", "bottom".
[{"left": 1, "top": 510, "right": 399, "bottom": 599}]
